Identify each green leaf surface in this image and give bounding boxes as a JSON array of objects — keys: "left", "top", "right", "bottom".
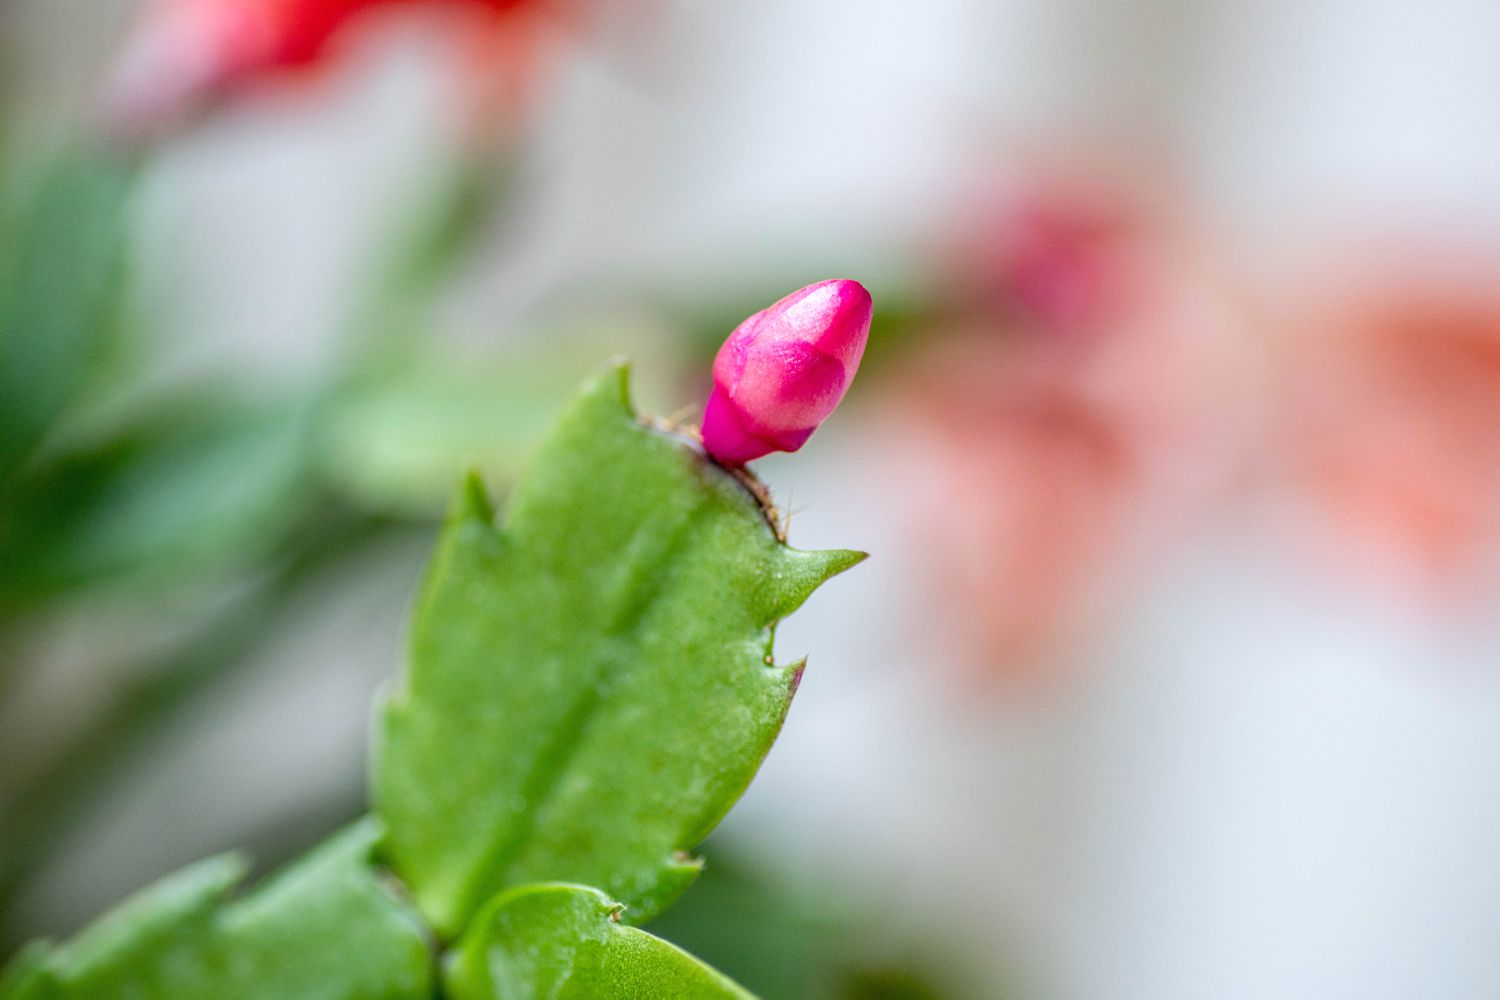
[
  {"left": 376, "top": 362, "right": 863, "bottom": 935},
  {"left": 6, "top": 821, "right": 434, "bottom": 1000},
  {"left": 0, "top": 149, "right": 132, "bottom": 483},
  {"left": 444, "top": 883, "right": 754, "bottom": 1000},
  {"left": 0, "top": 397, "right": 316, "bottom": 608}
]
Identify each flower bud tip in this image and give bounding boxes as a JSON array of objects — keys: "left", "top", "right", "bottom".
[{"left": 701, "top": 279, "right": 872, "bottom": 466}]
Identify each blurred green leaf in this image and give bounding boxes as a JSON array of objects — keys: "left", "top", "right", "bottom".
[
  {"left": 646, "top": 851, "right": 843, "bottom": 999},
  {"left": 836, "top": 971, "right": 951, "bottom": 1000},
  {"left": 0, "top": 150, "right": 132, "bottom": 483},
  {"left": 444, "top": 883, "right": 752, "bottom": 1000},
  {"left": 651, "top": 848, "right": 964, "bottom": 1000},
  {"left": 0, "top": 398, "right": 315, "bottom": 605},
  {"left": 319, "top": 358, "right": 572, "bottom": 517},
  {"left": 4, "top": 822, "right": 433, "bottom": 1000},
  {"left": 360, "top": 157, "right": 512, "bottom": 329},
  {"left": 0, "top": 504, "right": 411, "bottom": 947},
  {"left": 376, "top": 363, "right": 863, "bottom": 936}
]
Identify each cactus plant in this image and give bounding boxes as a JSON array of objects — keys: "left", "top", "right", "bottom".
[{"left": 1, "top": 282, "right": 871, "bottom": 999}]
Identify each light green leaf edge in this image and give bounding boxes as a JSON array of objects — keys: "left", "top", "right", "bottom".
[
  {"left": 444, "top": 883, "right": 755, "bottom": 1000},
  {"left": 0, "top": 820, "right": 434, "bottom": 1000},
  {"left": 375, "top": 361, "right": 864, "bottom": 936}
]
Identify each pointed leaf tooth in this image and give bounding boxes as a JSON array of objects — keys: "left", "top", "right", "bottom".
[
  {"left": 451, "top": 469, "right": 495, "bottom": 526},
  {"left": 571, "top": 358, "right": 635, "bottom": 420},
  {"left": 613, "top": 854, "right": 704, "bottom": 928},
  {"left": 777, "top": 656, "right": 810, "bottom": 700},
  {"left": 763, "top": 547, "right": 868, "bottom": 623}
]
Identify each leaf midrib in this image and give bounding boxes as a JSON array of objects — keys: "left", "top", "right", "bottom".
[{"left": 456, "top": 494, "right": 709, "bottom": 924}]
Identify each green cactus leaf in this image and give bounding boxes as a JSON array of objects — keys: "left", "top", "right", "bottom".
[
  {"left": 375, "top": 362, "right": 863, "bottom": 936},
  {"left": 3, "top": 821, "right": 434, "bottom": 1000},
  {"left": 444, "top": 884, "right": 754, "bottom": 1000}
]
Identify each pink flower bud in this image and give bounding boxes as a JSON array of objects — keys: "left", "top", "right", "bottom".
[{"left": 701, "top": 279, "right": 873, "bottom": 466}]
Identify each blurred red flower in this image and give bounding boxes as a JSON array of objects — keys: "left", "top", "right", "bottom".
[{"left": 104, "top": 0, "right": 572, "bottom": 139}]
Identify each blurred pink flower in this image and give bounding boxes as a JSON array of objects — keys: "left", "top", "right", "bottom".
[
  {"left": 959, "top": 180, "right": 1143, "bottom": 339},
  {"left": 1279, "top": 247, "right": 1500, "bottom": 591},
  {"left": 103, "top": 0, "right": 567, "bottom": 138},
  {"left": 702, "top": 279, "right": 873, "bottom": 467},
  {"left": 888, "top": 170, "right": 1253, "bottom": 679}
]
